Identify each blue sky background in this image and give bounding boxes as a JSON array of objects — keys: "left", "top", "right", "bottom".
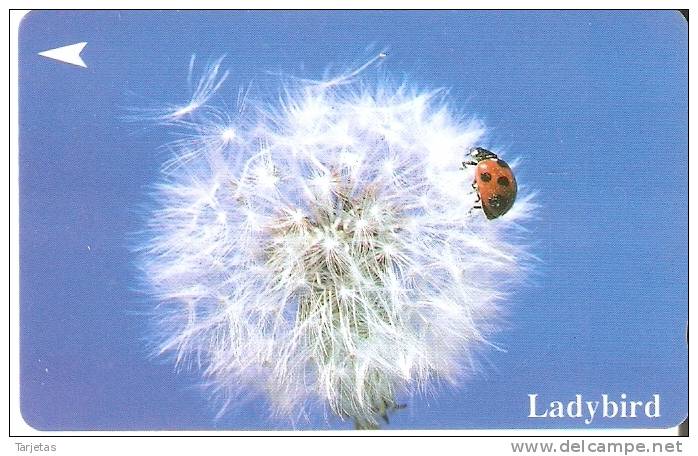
[{"left": 19, "top": 10, "right": 687, "bottom": 430}]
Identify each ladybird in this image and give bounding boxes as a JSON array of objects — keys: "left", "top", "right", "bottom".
[{"left": 463, "top": 147, "right": 517, "bottom": 219}]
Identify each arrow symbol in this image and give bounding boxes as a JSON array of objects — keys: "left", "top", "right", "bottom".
[{"left": 38, "top": 42, "right": 88, "bottom": 68}]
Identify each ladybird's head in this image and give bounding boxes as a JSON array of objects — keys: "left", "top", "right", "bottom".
[{"left": 469, "top": 147, "right": 498, "bottom": 163}]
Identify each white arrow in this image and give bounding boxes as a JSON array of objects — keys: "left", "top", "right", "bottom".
[{"left": 38, "top": 42, "right": 88, "bottom": 68}]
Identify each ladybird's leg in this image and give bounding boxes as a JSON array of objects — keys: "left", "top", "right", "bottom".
[
  {"left": 471, "top": 182, "right": 481, "bottom": 203},
  {"left": 468, "top": 204, "right": 482, "bottom": 216}
]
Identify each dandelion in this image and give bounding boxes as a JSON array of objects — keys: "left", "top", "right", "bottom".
[{"left": 136, "top": 55, "right": 534, "bottom": 429}]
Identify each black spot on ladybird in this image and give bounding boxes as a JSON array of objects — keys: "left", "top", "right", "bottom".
[
  {"left": 496, "top": 159, "right": 509, "bottom": 168},
  {"left": 480, "top": 172, "right": 492, "bottom": 182},
  {"left": 497, "top": 176, "right": 510, "bottom": 187},
  {"left": 488, "top": 194, "right": 503, "bottom": 208}
]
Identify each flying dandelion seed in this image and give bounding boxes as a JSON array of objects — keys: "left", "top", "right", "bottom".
[{"left": 136, "top": 55, "right": 534, "bottom": 429}]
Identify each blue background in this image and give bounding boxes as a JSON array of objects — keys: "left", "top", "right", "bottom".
[{"left": 19, "top": 10, "right": 687, "bottom": 430}]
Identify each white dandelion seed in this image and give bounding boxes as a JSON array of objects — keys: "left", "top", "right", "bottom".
[
  {"left": 169, "top": 55, "right": 229, "bottom": 120},
  {"left": 136, "top": 55, "right": 534, "bottom": 429}
]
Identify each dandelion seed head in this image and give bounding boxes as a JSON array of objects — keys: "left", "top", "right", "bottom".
[{"left": 137, "top": 56, "right": 534, "bottom": 427}]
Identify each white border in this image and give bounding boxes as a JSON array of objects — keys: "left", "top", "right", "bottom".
[{"left": 6, "top": 4, "right": 689, "bottom": 449}]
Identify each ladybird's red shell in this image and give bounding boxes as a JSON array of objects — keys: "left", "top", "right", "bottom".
[{"left": 474, "top": 158, "right": 517, "bottom": 219}]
